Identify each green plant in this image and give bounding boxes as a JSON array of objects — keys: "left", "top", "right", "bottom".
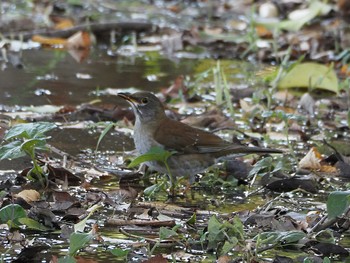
[
  {"left": 94, "top": 122, "right": 116, "bottom": 153},
  {"left": 339, "top": 77, "right": 350, "bottom": 128},
  {"left": 58, "top": 204, "right": 101, "bottom": 263},
  {"left": 241, "top": 5, "right": 259, "bottom": 58},
  {"left": 0, "top": 204, "right": 48, "bottom": 230},
  {"left": 254, "top": 230, "right": 305, "bottom": 254},
  {"left": 212, "top": 61, "right": 235, "bottom": 117},
  {"left": 128, "top": 146, "right": 176, "bottom": 194},
  {"left": 327, "top": 190, "right": 350, "bottom": 219},
  {"left": 0, "top": 122, "right": 56, "bottom": 187},
  {"left": 149, "top": 225, "right": 180, "bottom": 256},
  {"left": 248, "top": 156, "right": 292, "bottom": 179},
  {"left": 204, "top": 215, "right": 245, "bottom": 257}
]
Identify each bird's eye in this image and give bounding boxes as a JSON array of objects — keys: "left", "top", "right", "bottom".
[{"left": 141, "top": 97, "right": 148, "bottom": 104}]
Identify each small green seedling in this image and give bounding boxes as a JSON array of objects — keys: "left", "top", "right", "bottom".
[
  {"left": 128, "top": 146, "right": 176, "bottom": 194},
  {"left": 0, "top": 122, "right": 56, "bottom": 187}
]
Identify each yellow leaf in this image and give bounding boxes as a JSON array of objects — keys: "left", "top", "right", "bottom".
[
  {"left": 32, "top": 35, "right": 67, "bottom": 46},
  {"left": 278, "top": 63, "right": 339, "bottom": 94}
]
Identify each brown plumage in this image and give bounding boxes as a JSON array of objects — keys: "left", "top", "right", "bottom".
[{"left": 118, "top": 92, "right": 282, "bottom": 182}]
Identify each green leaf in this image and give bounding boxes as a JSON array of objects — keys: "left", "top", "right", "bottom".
[
  {"left": 327, "top": 191, "right": 350, "bottom": 219},
  {"left": 143, "top": 183, "right": 161, "bottom": 196},
  {"left": 159, "top": 226, "right": 177, "bottom": 240},
  {"left": 278, "top": 63, "right": 339, "bottom": 94},
  {"left": 255, "top": 232, "right": 281, "bottom": 245},
  {"left": 279, "top": 231, "right": 306, "bottom": 244},
  {"left": 315, "top": 229, "right": 335, "bottom": 244},
  {"left": 110, "top": 248, "right": 129, "bottom": 258},
  {"left": 0, "top": 141, "right": 25, "bottom": 160},
  {"left": 69, "top": 232, "right": 93, "bottom": 256},
  {"left": 221, "top": 239, "right": 237, "bottom": 255},
  {"left": 0, "top": 204, "right": 27, "bottom": 226},
  {"left": 207, "top": 215, "right": 225, "bottom": 250},
  {"left": 256, "top": 231, "right": 305, "bottom": 247},
  {"left": 230, "top": 216, "right": 244, "bottom": 240},
  {"left": 18, "top": 217, "right": 49, "bottom": 231},
  {"left": 21, "top": 138, "right": 47, "bottom": 153},
  {"left": 248, "top": 157, "right": 272, "bottom": 177},
  {"left": 128, "top": 146, "right": 175, "bottom": 168},
  {"left": 95, "top": 122, "right": 115, "bottom": 153},
  {"left": 186, "top": 213, "right": 196, "bottom": 225},
  {"left": 74, "top": 204, "right": 101, "bottom": 233},
  {"left": 5, "top": 122, "right": 56, "bottom": 140}
]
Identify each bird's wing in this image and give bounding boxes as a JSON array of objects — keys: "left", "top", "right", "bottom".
[{"left": 153, "top": 119, "right": 230, "bottom": 154}]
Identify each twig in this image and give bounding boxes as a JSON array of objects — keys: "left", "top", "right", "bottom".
[
  {"left": 46, "top": 144, "right": 78, "bottom": 161},
  {"left": 105, "top": 218, "right": 175, "bottom": 227}
]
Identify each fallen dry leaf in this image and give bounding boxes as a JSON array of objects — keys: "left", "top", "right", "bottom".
[
  {"left": 298, "top": 147, "right": 322, "bottom": 170},
  {"left": 16, "top": 189, "right": 40, "bottom": 203},
  {"left": 66, "top": 31, "right": 91, "bottom": 50},
  {"left": 32, "top": 35, "right": 67, "bottom": 46},
  {"left": 54, "top": 18, "right": 74, "bottom": 30}
]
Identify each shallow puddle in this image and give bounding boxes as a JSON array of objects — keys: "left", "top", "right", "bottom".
[{"left": 1, "top": 45, "right": 349, "bottom": 262}]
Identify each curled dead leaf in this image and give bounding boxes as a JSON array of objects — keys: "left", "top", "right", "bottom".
[
  {"left": 298, "top": 147, "right": 322, "bottom": 170},
  {"left": 32, "top": 35, "right": 67, "bottom": 46},
  {"left": 66, "top": 31, "right": 91, "bottom": 50},
  {"left": 16, "top": 189, "right": 40, "bottom": 203}
]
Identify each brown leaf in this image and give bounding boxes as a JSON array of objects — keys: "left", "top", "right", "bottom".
[
  {"left": 66, "top": 31, "right": 91, "bottom": 50},
  {"left": 16, "top": 189, "right": 40, "bottom": 203},
  {"left": 298, "top": 147, "right": 322, "bottom": 170},
  {"left": 32, "top": 35, "right": 67, "bottom": 46},
  {"left": 142, "top": 254, "right": 168, "bottom": 263},
  {"left": 54, "top": 18, "right": 75, "bottom": 30}
]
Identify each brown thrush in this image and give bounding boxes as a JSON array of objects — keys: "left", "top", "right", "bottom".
[{"left": 118, "top": 92, "right": 282, "bottom": 186}]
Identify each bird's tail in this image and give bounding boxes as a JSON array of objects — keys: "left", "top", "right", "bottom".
[{"left": 214, "top": 144, "right": 283, "bottom": 158}]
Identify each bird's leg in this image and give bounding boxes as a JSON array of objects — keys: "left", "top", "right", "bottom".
[{"left": 168, "top": 174, "right": 176, "bottom": 198}]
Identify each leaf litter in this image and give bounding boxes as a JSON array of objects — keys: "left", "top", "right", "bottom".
[{"left": 0, "top": 0, "right": 350, "bottom": 262}]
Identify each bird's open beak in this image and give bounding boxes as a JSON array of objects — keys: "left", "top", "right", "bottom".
[
  {"left": 118, "top": 93, "right": 142, "bottom": 117},
  {"left": 118, "top": 93, "right": 138, "bottom": 103}
]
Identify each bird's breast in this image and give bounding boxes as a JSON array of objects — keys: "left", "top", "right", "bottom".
[{"left": 133, "top": 120, "right": 162, "bottom": 155}]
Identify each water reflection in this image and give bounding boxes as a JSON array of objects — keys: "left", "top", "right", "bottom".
[{"left": 0, "top": 48, "right": 197, "bottom": 106}]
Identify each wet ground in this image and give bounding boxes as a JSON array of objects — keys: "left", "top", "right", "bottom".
[{"left": 1, "top": 1, "right": 350, "bottom": 261}]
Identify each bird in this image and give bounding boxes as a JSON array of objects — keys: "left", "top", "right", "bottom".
[{"left": 118, "top": 91, "right": 282, "bottom": 190}]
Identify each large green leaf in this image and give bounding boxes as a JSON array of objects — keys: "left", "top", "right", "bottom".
[
  {"left": 4, "top": 122, "right": 56, "bottom": 140},
  {"left": 21, "top": 138, "right": 47, "bottom": 152},
  {"left": 207, "top": 215, "right": 225, "bottom": 251},
  {"left": 0, "top": 204, "right": 27, "bottom": 226},
  {"left": 159, "top": 226, "right": 178, "bottom": 240},
  {"left": 279, "top": 231, "right": 306, "bottom": 244},
  {"left": 255, "top": 231, "right": 305, "bottom": 246},
  {"left": 278, "top": 63, "right": 338, "bottom": 94},
  {"left": 69, "top": 232, "right": 93, "bottom": 256},
  {"left": 18, "top": 218, "right": 50, "bottom": 231},
  {"left": 327, "top": 191, "right": 350, "bottom": 219},
  {"left": 74, "top": 204, "right": 101, "bottom": 233},
  {"left": 128, "top": 146, "right": 175, "bottom": 168},
  {"left": 0, "top": 141, "right": 25, "bottom": 160}
]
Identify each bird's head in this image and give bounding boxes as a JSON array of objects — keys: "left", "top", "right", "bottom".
[{"left": 118, "top": 92, "right": 166, "bottom": 122}]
